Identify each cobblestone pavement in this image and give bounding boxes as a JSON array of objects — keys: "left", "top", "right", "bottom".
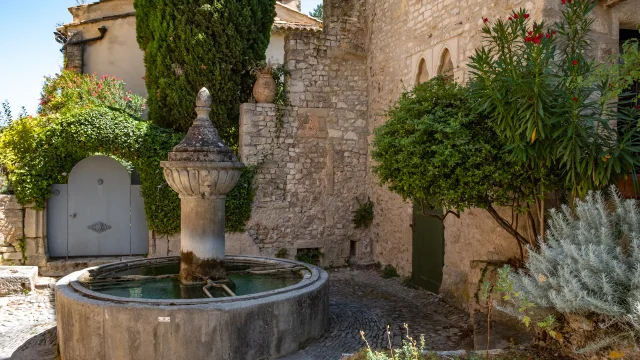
[
  {"left": 280, "top": 268, "right": 473, "bottom": 360},
  {"left": 0, "top": 268, "right": 472, "bottom": 360},
  {"left": 0, "top": 289, "right": 57, "bottom": 360}
]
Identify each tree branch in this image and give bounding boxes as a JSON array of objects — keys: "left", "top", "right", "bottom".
[{"left": 485, "top": 205, "right": 530, "bottom": 247}]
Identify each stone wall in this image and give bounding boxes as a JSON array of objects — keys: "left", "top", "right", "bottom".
[
  {"left": 0, "top": 196, "right": 47, "bottom": 267},
  {"left": 364, "top": 0, "right": 639, "bottom": 310},
  {"left": 364, "top": 0, "right": 546, "bottom": 311},
  {"left": 231, "top": 1, "right": 372, "bottom": 266}
]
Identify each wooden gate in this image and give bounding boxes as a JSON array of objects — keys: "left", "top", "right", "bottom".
[
  {"left": 48, "top": 156, "right": 149, "bottom": 257},
  {"left": 411, "top": 202, "right": 444, "bottom": 293}
]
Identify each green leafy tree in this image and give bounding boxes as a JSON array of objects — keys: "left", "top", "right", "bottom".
[
  {"left": 309, "top": 3, "right": 323, "bottom": 20},
  {"left": 372, "top": 78, "right": 538, "bottom": 256},
  {"left": 469, "top": 0, "right": 640, "bottom": 238},
  {"left": 134, "top": 0, "right": 276, "bottom": 147}
]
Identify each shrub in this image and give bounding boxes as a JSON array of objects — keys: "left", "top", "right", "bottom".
[
  {"left": 381, "top": 264, "right": 399, "bottom": 279},
  {"left": 372, "top": 77, "right": 536, "bottom": 251},
  {"left": 134, "top": 0, "right": 276, "bottom": 146},
  {"left": 275, "top": 248, "right": 288, "bottom": 259},
  {"left": 0, "top": 107, "right": 256, "bottom": 234},
  {"left": 469, "top": 0, "right": 640, "bottom": 239},
  {"left": 39, "top": 71, "right": 146, "bottom": 117},
  {"left": 352, "top": 197, "right": 374, "bottom": 229},
  {"left": 359, "top": 324, "right": 425, "bottom": 360},
  {"left": 295, "top": 249, "right": 323, "bottom": 265},
  {"left": 506, "top": 187, "right": 640, "bottom": 354}
]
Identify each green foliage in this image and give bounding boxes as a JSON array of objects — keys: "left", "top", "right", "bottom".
[
  {"left": 0, "top": 107, "right": 256, "bottom": 234},
  {"left": 275, "top": 248, "right": 288, "bottom": 259},
  {"left": 309, "top": 3, "right": 323, "bottom": 20},
  {"left": 381, "top": 264, "right": 399, "bottom": 279},
  {"left": 360, "top": 324, "right": 425, "bottom": 360},
  {"left": 272, "top": 63, "right": 290, "bottom": 133},
  {"left": 372, "top": 77, "right": 536, "bottom": 248},
  {"left": 468, "top": 2, "right": 640, "bottom": 200},
  {"left": 401, "top": 276, "right": 417, "bottom": 289},
  {"left": 134, "top": 0, "right": 276, "bottom": 147},
  {"left": 352, "top": 197, "right": 374, "bottom": 229},
  {"left": 15, "top": 237, "right": 27, "bottom": 265},
  {"left": 295, "top": 249, "right": 323, "bottom": 265},
  {"left": 39, "top": 71, "right": 146, "bottom": 118},
  {"left": 226, "top": 166, "right": 258, "bottom": 232},
  {"left": 483, "top": 188, "right": 640, "bottom": 355}
]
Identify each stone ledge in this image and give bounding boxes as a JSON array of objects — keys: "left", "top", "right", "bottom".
[{"left": 0, "top": 266, "right": 38, "bottom": 296}]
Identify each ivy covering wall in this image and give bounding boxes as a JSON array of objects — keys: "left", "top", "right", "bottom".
[
  {"left": 0, "top": 106, "right": 256, "bottom": 235},
  {"left": 134, "top": 0, "right": 276, "bottom": 147}
]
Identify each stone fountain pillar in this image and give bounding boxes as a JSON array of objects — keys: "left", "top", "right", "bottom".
[{"left": 161, "top": 88, "right": 244, "bottom": 284}]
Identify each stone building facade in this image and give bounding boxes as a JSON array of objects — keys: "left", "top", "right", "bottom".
[{"left": 1, "top": 0, "right": 636, "bottom": 308}]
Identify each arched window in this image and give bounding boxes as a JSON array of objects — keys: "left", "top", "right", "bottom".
[
  {"left": 415, "top": 58, "right": 429, "bottom": 85},
  {"left": 437, "top": 49, "right": 454, "bottom": 78}
]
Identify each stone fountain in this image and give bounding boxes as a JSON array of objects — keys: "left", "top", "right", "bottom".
[
  {"left": 54, "top": 89, "right": 329, "bottom": 360},
  {"left": 161, "top": 88, "right": 244, "bottom": 284}
]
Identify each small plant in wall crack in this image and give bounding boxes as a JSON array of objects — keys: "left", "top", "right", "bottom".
[
  {"left": 272, "top": 63, "right": 290, "bottom": 135},
  {"left": 275, "top": 248, "right": 288, "bottom": 259},
  {"left": 15, "top": 237, "right": 28, "bottom": 265},
  {"left": 381, "top": 264, "right": 399, "bottom": 279},
  {"left": 295, "top": 249, "right": 323, "bottom": 265},
  {"left": 352, "top": 197, "right": 374, "bottom": 229}
]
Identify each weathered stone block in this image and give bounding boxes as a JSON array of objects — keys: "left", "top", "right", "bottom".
[
  {"left": 2, "top": 251, "right": 23, "bottom": 261},
  {"left": 168, "top": 234, "right": 181, "bottom": 256},
  {"left": 0, "top": 266, "right": 37, "bottom": 296},
  {"left": 24, "top": 208, "right": 46, "bottom": 239},
  {"left": 25, "top": 238, "right": 39, "bottom": 257}
]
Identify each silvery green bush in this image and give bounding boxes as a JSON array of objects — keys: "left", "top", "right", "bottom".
[{"left": 514, "top": 187, "right": 640, "bottom": 330}]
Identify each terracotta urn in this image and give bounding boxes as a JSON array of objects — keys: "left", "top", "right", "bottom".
[{"left": 253, "top": 72, "right": 277, "bottom": 103}]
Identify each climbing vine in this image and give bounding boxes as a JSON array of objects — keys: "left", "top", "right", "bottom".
[
  {"left": 0, "top": 106, "right": 256, "bottom": 234},
  {"left": 272, "top": 63, "right": 290, "bottom": 134}
]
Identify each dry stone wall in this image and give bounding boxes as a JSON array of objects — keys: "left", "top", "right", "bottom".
[
  {"left": 233, "top": 1, "right": 372, "bottom": 267},
  {"left": 0, "top": 196, "right": 47, "bottom": 268}
]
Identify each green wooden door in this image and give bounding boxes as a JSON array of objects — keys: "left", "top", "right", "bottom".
[{"left": 412, "top": 202, "right": 444, "bottom": 293}]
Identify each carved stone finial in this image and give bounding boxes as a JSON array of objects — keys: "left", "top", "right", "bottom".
[{"left": 196, "top": 87, "right": 212, "bottom": 108}]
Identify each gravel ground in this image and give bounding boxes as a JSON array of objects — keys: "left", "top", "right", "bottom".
[{"left": 0, "top": 267, "right": 473, "bottom": 360}]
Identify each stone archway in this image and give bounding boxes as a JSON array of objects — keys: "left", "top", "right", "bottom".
[
  {"left": 416, "top": 58, "right": 429, "bottom": 85},
  {"left": 48, "top": 155, "right": 148, "bottom": 257},
  {"left": 437, "top": 48, "right": 454, "bottom": 78}
]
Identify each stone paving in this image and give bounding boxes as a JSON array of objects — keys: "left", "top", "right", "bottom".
[
  {"left": 0, "top": 267, "right": 472, "bottom": 360},
  {"left": 0, "top": 288, "right": 56, "bottom": 360}
]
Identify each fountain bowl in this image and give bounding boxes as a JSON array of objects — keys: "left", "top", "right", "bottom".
[{"left": 55, "top": 255, "right": 329, "bottom": 360}]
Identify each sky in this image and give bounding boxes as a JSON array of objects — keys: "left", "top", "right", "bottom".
[
  {"left": 0, "top": 0, "right": 323, "bottom": 116},
  {"left": 0, "top": 1, "right": 76, "bottom": 115}
]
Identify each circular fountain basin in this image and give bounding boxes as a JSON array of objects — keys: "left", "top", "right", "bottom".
[{"left": 55, "top": 256, "right": 329, "bottom": 360}]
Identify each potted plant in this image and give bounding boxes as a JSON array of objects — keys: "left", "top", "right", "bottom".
[{"left": 251, "top": 61, "right": 277, "bottom": 104}]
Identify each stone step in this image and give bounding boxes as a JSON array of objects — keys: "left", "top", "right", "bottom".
[{"left": 35, "top": 276, "right": 58, "bottom": 290}]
